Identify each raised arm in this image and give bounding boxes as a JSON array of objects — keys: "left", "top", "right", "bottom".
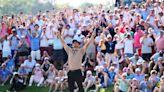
[
  {"left": 38, "top": 30, "right": 43, "bottom": 38},
  {"left": 56, "top": 30, "right": 70, "bottom": 53},
  {"left": 27, "top": 29, "right": 33, "bottom": 39},
  {"left": 83, "top": 32, "right": 96, "bottom": 51}
]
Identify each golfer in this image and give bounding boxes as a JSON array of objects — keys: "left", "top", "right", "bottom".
[{"left": 57, "top": 30, "right": 95, "bottom": 92}]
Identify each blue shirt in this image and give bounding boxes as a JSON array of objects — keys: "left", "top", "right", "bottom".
[
  {"left": 126, "top": 74, "right": 134, "bottom": 79},
  {"left": 17, "top": 29, "right": 27, "bottom": 38},
  {"left": 18, "top": 68, "right": 27, "bottom": 74},
  {"left": 6, "top": 59, "right": 15, "bottom": 71},
  {"left": 141, "top": 9, "right": 149, "bottom": 20},
  {"left": 0, "top": 68, "right": 11, "bottom": 81},
  {"left": 108, "top": 71, "right": 116, "bottom": 82},
  {"left": 134, "top": 74, "right": 144, "bottom": 81},
  {"left": 10, "top": 36, "right": 19, "bottom": 50},
  {"left": 27, "top": 30, "right": 42, "bottom": 51},
  {"left": 140, "top": 80, "right": 153, "bottom": 92}
]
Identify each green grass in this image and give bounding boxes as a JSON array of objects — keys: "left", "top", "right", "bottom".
[{"left": 0, "top": 84, "right": 113, "bottom": 92}]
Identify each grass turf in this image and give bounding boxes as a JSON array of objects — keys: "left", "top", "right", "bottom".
[{"left": 0, "top": 84, "right": 113, "bottom": 92}]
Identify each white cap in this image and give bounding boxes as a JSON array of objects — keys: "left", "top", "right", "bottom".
[
  {"left": 94, "top": 66, "right": 104, "bottom": 71},
  {"left": 13, "top": 72, "right": 19, "bottom": 75},
  {"left": 107, "top": 34, "right": 112, "bottom": 38},
  {"left": 135, "top": 68, "right": 141, "bottom": 72},
  {"left": 109, "top": 66, "right": 115, "bottom": 70},
  {"left": 19, "top": 25, "right": 24, "bottom": 29},
  {"left": 87, "top": 70, "right": 92, "bottom": 75},
  {"left": 21, "top": 36, "right": 25, "bottom": 38},
  {"left": 35, "top": 63, "right": 40, "bottom": 67},
  {"left": 137, "top": 59, "right": 144, "bottom": 65},
  {"left": 132, "top": 78, "right": 137, "bottom": 81},
  {"left": 158, "top": 57, "right": 163, "bottom": 61},
  {"left": 20, "top": 64, "right": 25, "bottom": 67}
]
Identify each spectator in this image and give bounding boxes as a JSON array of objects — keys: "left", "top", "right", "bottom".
[
  {"left": 17, "top": 36, "right": 29, "bottom": 64},
  {"left": 153, "top": 76, "right": 164, "bottom": 92},
  {"left": 41, "top": 51, "right": 51, "bottom": 62},
  {"left": 18, "top": 64, "right": 28, "bottom": 85},
  {"left": 123, "top": 33, "right": 134, "bottom": 57},
  {"left": 128, "top": 78, "right": 139, "bottom": 92},
  {"left": 23, "top": 55, "right": 36, "bottom": 74},
  {"left": 9, "top": 29, "right": 19, "bottom": 57},
  {"left": 105, "top": 34, "right": 117, "bottom": 65},
  {"left": 134, "top": 25, "right": 143, "bottom": 56},
  {"left": 2, "top": 34, "right": 11, "bottom": 60},
  {"left": 139, "top": 74, "right": 153, "bottom": 92},
  {"left": 7, "top": 72, "right": 26, "bottom": 92},
  {"left": 140, "top": 31, "right": 154, "bottom": 61},
  {"left": 41, "top": 57, "right": 51, "bottom": 72},
  {"left": 0, "top": 63, "right": 11, "bottom": 86},
  {"left": 114, "top": 73, "right": 130, "bottom": 92},
  {"left": 155, "top": 29, "right": 164, "bottom": 52},
  {"left": 40, "top": 27, "right": 49, "bottom": 56},
  {"left": 28, "top": 63, "right": 44, "bottom": 87},
  {"left": 129, "top": 53, "right": 144, "bottom": 70},
  {"left": 44, "top": 64, "right": 57, "bottom": 86},
  {"left": 133, "top": 68, "right": 144, "bottom": 82},
  {"left": 53, "top": 70, "right": 67, "bottom": 92},
  {"left": 153, "top": 57, "right": 164, "bottom": 76},
  {"left": 83, "top": 70, "right": 96, "bottom": 92},
  {"left": 27, "top": 24, "right": 42, "bottom": 61},
  {"left": 52, "top": 31, "right": 64, "bottom": 69},
  {"left": 4, "top": 55, "right": 15, "bottom": 72},
  {"left": 149, "top": 70, "right": 160, "bottom": 88}
]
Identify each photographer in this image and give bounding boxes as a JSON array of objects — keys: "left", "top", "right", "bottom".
[{"left": 7, "top": 72, "right": 26, "bottom": 92}]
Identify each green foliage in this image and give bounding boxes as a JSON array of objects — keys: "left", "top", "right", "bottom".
[
  {"left": 0, "top": 0, "right": 55, "bottom": 16},
  {"left": 79, "top": 2, "right": 93, "bottom": 11}
]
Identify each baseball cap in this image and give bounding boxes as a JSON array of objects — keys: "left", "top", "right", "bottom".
[
  {"left": 135, "top": 68, "right": 141, "bottom": 72},
  {"left": 35, "top": 63, "right": 40, "bottom": 67},
  {"left": 72, "top": 39, "right": 81, "bottom": 44}
]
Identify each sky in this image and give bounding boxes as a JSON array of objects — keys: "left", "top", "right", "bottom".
[{"left": 55, "top": 0, "right": 113, "bottom": 7}]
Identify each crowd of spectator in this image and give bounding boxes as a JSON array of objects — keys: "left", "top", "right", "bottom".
[{"left": 0, "top": 0, "right": 164, "bottom": 92}]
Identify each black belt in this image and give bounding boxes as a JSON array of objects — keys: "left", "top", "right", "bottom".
[{"left": 69, "top": 69, "right": 81, "bottom": 73}]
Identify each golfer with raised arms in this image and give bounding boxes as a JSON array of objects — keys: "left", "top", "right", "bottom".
[{"left": 57, "top": 29, "right": 96, "bottom": 92}]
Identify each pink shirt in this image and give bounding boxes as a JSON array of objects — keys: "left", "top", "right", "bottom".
[
  {"left": 156, "top": 36, "right": 164, "bottom": 51},
  {"left": 33, "top": 68, "right": 43, "bottom": 81},
  {"left": 0, "top": 23, "right": 7, "bottom": 38},
  {"left": 134, "top": 30, "right": 143, "bottom": 48}
]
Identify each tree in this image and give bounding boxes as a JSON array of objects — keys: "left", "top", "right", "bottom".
[
  {"left": 79, "top": 2, "right": 93, "bottom": 11},
  {"left": 0, "top": 0, "right": 55, "bottom": 16}
]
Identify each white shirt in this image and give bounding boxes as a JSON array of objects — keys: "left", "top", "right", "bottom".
[
  {"left": 124, "top": 39, "right": 134, "bottom": 54},
  {"left": 123, "top": 11, "right": 131, "bottom": 22},
  {"left": 73, "top": 34, "right": 85, "bottom": 43},
  {"left": 24, "top": 59, "right": 36, "bottom": 73},
  {"left": 154, "top": 7, "right": 162, "bottom": 17},
  {"left": 82, "top": 16, "right": 91, "bottom": 26},
  {"left": 40, "top": 34, "right": 49, "bottom": 47},
  {"left": 95, "top": 36, "right": 101, "bottom": 44},
  {"left": 63, "top": 29, "right": 74, "bottom": 44},
  {"left": 2, "top": 40, "right": 11, "bottom": 51},
  {"left": 141, "top": 37, "right": 153, "bottom": 54}
]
